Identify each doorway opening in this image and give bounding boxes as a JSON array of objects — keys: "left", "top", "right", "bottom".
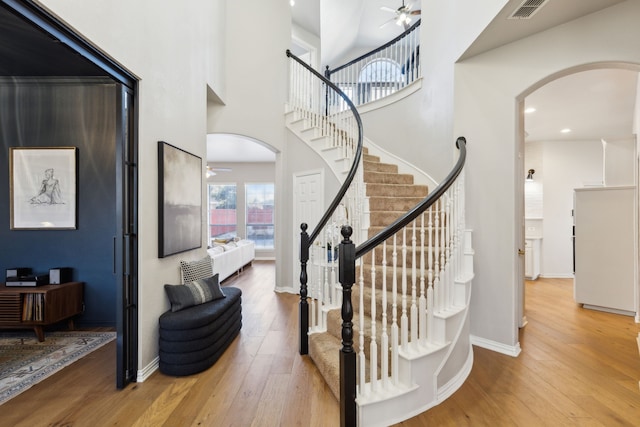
[
  {"left": 518, "top": 64, "right": 640, "bottom": 326},
  {"left": 1, "top": 0, "right": 139, "bottom": 388}
]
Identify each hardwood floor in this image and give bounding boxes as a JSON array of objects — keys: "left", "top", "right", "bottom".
[{"left": 2, "top": 267, "right": 639, "bottom": 426}]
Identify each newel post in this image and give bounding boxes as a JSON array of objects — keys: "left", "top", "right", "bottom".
[
  {"left": 299, "top": 223, "right": 310, "bottom": 355},
  {"left": 339, "top": 225, "right": 357, "bottom": 427}
]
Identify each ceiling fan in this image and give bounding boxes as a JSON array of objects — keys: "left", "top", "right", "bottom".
[
  {"left": 380, "top": 1, "right": 421, "bottom": 30},
  {"left": 206, "top": 165, "right": 232, "bottom": 178}
]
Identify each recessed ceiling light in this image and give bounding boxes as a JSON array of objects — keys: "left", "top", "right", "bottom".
[
  {"left": 290, "top": 0, "right": 295, "bottom": 6},
  {"left": 524, "top": 107, "right": 536, "bottom": 114},
  {"left": 561, "top": 128, "right": 572, "bottom": 134}
]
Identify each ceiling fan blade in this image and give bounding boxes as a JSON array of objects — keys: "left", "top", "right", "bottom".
[
  {"left": 211, "top": 167, "right": 232, "bottom": 172},
  {"left": 380, "top": 17, "right": 396, "bottom": 29},
  {"left": 410, "top": 10, "right": 421, "bottom": 15},
  {"left": 380, "top": 6, "right": 397, "bottom": 13}
]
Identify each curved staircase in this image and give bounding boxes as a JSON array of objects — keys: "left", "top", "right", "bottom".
[{"left": 286, "top": 49, "right": 473, "bottom": 426}]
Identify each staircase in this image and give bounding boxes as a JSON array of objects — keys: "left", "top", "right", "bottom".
[
  {"left": 295, "top": 133, "right": 474, "bottom": 426},
  {"left": 286, "top": 50, "right": 473, "bottom": 426},
  {"left": 308, "top": 151, "right": 429, "bottom": 397}
]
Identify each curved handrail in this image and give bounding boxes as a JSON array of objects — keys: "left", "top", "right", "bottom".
[
  {"left": 355, "top": 136, "right": 466, "bottom": 258},
  {"left": 327, "top": 19, "right": 421, "bottom": 76},
  {"left": 286, "top": 49, "right": 364, "bottom": 244}
]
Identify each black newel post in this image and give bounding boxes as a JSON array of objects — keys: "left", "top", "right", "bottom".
[
  {"left": 299, "top": 223, "right": 309, "bottom": 355},
  {"left": 339, "top": 225, "right": 357, "bottom": 427}
]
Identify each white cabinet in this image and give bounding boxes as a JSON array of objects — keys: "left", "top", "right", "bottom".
[{"left": 524, "top": 238, "right": 540, "bottom": 280}]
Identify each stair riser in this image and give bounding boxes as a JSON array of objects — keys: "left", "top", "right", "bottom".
[
  {"left": 366, "top": 184, "right": 428, "bottom": 198},
  {"left": 352, "top": 286, "right": 412, "bottom": 327},
  {"left": 363, "top": 161, "right": 398, "bottom": 174},
  {"left": 363, "top": 153, "right": 381, "bottom": 163},
  {"left": 326, "top": 310, "right": 395, "bottom": 365},
  {"left": 368, "top": 197, "right": 425, "bottom": 212},
  {"left": 364, "top": 171, "right": 414, "bottom": 185},
  {"left": 361, "top": 242, "right": 443, "bottom": 264},
  {"left": 369, "top": 211, "right": 404, "bottom": 227},
  {"left": 367, "top": 228, "right": 449, "bottom": 247}
]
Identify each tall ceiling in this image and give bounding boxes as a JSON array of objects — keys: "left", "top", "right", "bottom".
[
  {"left": 1, "top": 1, "right": 636, "bottom": 162},
  {"left": 290, "top": 0, "right": 637, "bottom": 145}
]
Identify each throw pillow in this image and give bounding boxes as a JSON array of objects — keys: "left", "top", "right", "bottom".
[
  {"left": 180, "top": 256, "right": 213, "bottom": 283},
  {"left": 164, "top": 274, "right": 225, "bottom": 312}
]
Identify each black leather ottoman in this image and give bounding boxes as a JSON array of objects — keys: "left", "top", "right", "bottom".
[{"left": 159, "top": 286, "right": 242, "bottom": 376}]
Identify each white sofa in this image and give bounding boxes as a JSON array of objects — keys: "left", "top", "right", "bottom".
[{"left": 207, "top": 239, "right": 255, "bottom": 282}]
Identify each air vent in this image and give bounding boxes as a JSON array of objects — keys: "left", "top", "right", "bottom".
[{"left": 508, "top": 0, "right": 550, "bottom": 20}]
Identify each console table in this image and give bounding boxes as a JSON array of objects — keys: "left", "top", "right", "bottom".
[{"left": 0, "top": 281, "right": 84, "bottom": 341}]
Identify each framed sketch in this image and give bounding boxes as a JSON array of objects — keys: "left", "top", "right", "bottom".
[
  {"left": 10, "top": 147, "right": 78, "bottom": 230},
  {"left": 158, "top": 141, "right": 202, "bottom": 258}
]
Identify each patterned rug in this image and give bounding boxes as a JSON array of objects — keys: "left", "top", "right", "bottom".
[{"left": 0, "top": 330, "right": 116, "bottom": 405}]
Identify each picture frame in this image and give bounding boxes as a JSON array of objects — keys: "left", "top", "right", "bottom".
[
  {"left": 158, "top": 141, "right": 202, "bottom": 258},
  {"left": 10, "top": 147, "right": 78, "bottom": 230}
]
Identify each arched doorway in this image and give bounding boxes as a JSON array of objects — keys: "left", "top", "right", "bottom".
[{"left": 516, "top": 63, "right": 640, "bottom": 328}]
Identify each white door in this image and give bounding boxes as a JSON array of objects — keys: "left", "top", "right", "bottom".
[{"left": 293, "top": 170, "right": 324, "bottom": 290}]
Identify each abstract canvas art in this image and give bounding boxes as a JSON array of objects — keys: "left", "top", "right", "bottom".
[{"left": 158, "top": 141, "right": 202, "bottom": 257}]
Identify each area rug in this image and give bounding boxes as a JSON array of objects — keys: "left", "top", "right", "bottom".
[{"left": 0, "top": 330, "right": 116, "bottom": 405}]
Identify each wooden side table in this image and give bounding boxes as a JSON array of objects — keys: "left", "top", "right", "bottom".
[{"left": 0, "top": 281, "right": 84, "bottom": 341}]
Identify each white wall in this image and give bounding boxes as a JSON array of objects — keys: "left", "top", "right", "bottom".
[
  {"left": 39, "top": 0, "right": 290, "bottom": 373},
  {"left": 335, "top": 0, "right": 508, "bottom": 182},
  {"left": 541, "top": 140, "right": 603, "bottom": 277},
  {"left": 206, "top": 0, "right": 291, "bottom": 303},
  {"left": 604, "top": 138, "right": 636, "bottom": 186},
  {"left": 454, "top": 0, "right": 640, "bottom": 350}
]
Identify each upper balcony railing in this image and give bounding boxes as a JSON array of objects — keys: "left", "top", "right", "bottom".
[{"left": 326, "top": 20, "right": 421, "bottom": 108}]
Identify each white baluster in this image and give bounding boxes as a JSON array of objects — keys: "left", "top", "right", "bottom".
[
  {"left": 370, "top": 249, "right": 378, "bottom": 392},
  {"left": 419, "top": 213, "right": 426, "bottom": 344},
  {"left": 391, "top": 235, "right": 399, "bottom": 385},
  {"left": 401, "top": 227, "right": 408, "bottom": 352},
  {"left": 411, "top": 221, "right": 418, "bottom": 346},
  {"left": 318, "top": 236, "right": 324, "bottom": 328},
  {"left": 427, "top": 205, "right": 434, "bottom": 343},
  {"left": 309, "top": 246, "right": 316, "bottom": 330},
  {"left": 445, "top": 194, "right": 452, "bottom": 309},
  {"left": 433, "top": 200, "right": 441, "bottom": 314},
  {"left": 381, "top": 241, "right": 389, "bottom": 388},
  {"left": 359, "top": 259, "right": 366, "bottom": 394},
  {"left": 439, "top": 198, "right": 447, "bottom": 312}
]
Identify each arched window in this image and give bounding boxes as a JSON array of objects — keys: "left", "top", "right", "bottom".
[
  {"left": 357, "top": 59, "right": 403, "bottom": 103},
  {"left": 359, "top": 59, "right": 403, "bottom": 83}
]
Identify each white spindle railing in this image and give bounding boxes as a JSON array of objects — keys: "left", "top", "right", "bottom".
[
  {"left": 288, "top": 54, "right": 365, "bottom": 334},
  {"left": 327, "top": 20, "right": 421, "bottom": 109},
  {"left": 356, "top": 169, "right": 466, "bottom": 399}
]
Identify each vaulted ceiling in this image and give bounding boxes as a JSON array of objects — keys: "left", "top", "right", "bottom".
[{"left": 1, "top": 1, "right": 636, "bottom": 160}]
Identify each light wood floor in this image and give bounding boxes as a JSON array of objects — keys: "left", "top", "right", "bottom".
[{"left": 2, "top": 264, "right": 639, "bottom": 426}]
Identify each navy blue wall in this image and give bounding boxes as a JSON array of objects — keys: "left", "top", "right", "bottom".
[{"left": 0, "top": 79, "right": 117, "bottom": 327}]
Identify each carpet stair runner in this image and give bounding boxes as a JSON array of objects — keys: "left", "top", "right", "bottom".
[{"left": 308, "top": 151, "right": 429, "bottom": 399}]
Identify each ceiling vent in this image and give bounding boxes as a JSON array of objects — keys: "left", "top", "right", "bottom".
[{"left": 508, "top": 0, "right": 550, "bottom": 19}]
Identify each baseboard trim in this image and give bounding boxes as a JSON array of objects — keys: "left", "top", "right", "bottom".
[
  {"left": 137, "top": 356, "right": 159, "bottom": 382},
  {"left": 274, "top": 286, "right": 298, "bottom": 295},
  {"left": 539, "top": 273, "right": 574, "bottom": 279},
  {"left": 470, "top": 335, "right": 521, "bottom": 357}
]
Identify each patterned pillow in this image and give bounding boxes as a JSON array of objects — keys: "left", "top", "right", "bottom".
[
  {"left": 180, "top": 256, "right": 213, "bottom": 283},
  {"left": 164, "top": 274, "right": 225, "bottom": 312}
]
